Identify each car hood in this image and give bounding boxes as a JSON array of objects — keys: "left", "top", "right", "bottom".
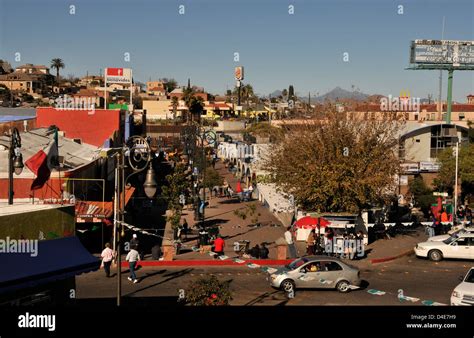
[
  {"left": 454, "top": 281, "right": 474, "bottom": 295},
  {"left": 429, "top": 234, "right": 450, "bottom": 242},
  {"left": 417, "top": 241, "right": 447, "bottom": 247}
]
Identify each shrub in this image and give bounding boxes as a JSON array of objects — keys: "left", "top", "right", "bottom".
[{"left": 185, "top": 275, "right": 232, "bottom": 306}]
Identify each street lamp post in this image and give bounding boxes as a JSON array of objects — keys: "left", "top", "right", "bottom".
[
  {"left": 7, "top": 128, "right": 24, "bottom": 205},
  {"left": 454, "top": 140, "right": 460, "bottom": 219},
  {"left": 114, "top": 136, "right": 156, "bottom": 307}
]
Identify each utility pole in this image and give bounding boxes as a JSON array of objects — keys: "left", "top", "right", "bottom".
[{"left": 438, "top": 16, "right": 445, "bottom": 118}]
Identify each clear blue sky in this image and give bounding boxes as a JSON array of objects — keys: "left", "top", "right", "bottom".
[{"left": 0, "top": 0, "right": 473, "bottom": 101}]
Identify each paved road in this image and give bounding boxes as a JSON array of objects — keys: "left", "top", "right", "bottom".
[{"left": 76, "top": 255, "right": 472, "bottom": 306}]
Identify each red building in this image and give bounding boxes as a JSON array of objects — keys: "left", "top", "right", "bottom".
[{"left": 36, "top": 107, "right": 126, "bottom": 147}]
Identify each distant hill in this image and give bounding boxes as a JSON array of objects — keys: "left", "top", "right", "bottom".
[{"left": 313, "top": 87, "right": 369, "bottom": 102}]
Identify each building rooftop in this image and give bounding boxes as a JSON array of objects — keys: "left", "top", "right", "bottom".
[{"left": 0, "top": 127, "right": 100, "bottom": 175}]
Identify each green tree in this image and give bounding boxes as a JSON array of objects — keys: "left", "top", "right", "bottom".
[
  {"left": 50, "top": 58, "right": 65, "bottom": 84},
  {"left": 160, "top": 78, "right": 178, "bottom": 93},
  {"left": 244, "top": 122, "right": 285, "bottom": 143},
  {"left": 171, "top": 96, "right": 179, "bottom": 120},
  {"left": 203, "top": 167, "right": 223, "bottom": 191},
  {"left": 162, "top": 163, "right": 188, "bottom": 211},
  {"left": 264, "top": 110, "right": 403, "bottom": 213},
  {"left": 288, "top": 85, "right": 295, "bottom": 101},
  {"left": 434, "top": 144, "right": 474, "bottom": 199},
  {"left": 409, "top": 175, "right": 435, "bottom": 213}
]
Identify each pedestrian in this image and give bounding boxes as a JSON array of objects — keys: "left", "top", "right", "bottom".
[
  {"left": 284, "top": 226, "right": 297, "bottom": 258},
  {"left": 126, "top": 247, "right": 140, "bottom": 283},
  {"left": 259, "top": 243, "right": 269, "bottom": 259},
  {"left": 182, "top": 219, "right": 189, "bottom": 240},
  {"left": 306, "top": 229, "right": 316, "bottom": 256},
  {"left": 456, "top": 206, "right": 465, "bottom": 224},
  {"left": 130, "top": 233, "right": 139, "bottom": 251},
  {"left": 466, "top": 206, "right": 473, "bottom": 225},
  {"left": 212, "top": 234, "right": 225, "bottom": 259},
  {"left": 427, "top": 217, "right": 437, "bottom": 238},
  {"left": 249, "top": 244, "right": 260, "bottom": 258},
  {"left": 100, "top": 243, "right": 114, "bottom": 278},
  {"left": 228, "top": 187, "right": 233, "bottom": 198},
  {"left": 248, "top": 184, "right": 254, "bottom": 199},
  {"left": 441, "top": 208, "right": 449, "bottom": 223}
]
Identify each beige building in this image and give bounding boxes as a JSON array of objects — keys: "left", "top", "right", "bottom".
[
  {"left": 0, "top": 64, "right": 53, "bottom": 95},
  {"left": 143, "top": 99, "right": 174, "bottom": 119}
]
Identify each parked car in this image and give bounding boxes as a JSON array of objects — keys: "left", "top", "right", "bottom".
[
  {"left": 267, "top": 256, "right": 361, "bottom": 293},
  {"left": 451, "top": 267, "right": 474, "bottom": 305},
  {"left": 429, "top": 226, "right": 474, "bottom": 242},
  {"left": 415, "top": 233, "right": 474, "bottom": 261}
]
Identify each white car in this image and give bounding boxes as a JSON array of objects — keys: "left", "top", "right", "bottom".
[
  {"left": 451, "top": 268, "right": 474, "bottom": 305},
  {"left": 415, "top": 233, "right": 474, "bottom": 261},
  {"left": 429, "top": 226, "right": 474, "bottom": 242}
]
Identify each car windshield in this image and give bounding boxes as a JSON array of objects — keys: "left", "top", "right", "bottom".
[
  {"left": 442, "top": 236, "right": 457, "bottom": 245},
  {"left": 464, "top": 270, "right": 474, "bottom": 283},
  {"left": 287, "top": 258, "right": 309, "bottom": 270}
]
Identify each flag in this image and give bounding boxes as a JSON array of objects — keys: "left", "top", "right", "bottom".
[{"left": 25, "top": 140, "right": 59, "bottom": 190}]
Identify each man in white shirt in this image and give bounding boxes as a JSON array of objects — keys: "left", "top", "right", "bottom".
[
  {"left": 101, "top": 242, "right": 115, "bottom": 278},
  {"left": 126, "top": 248, "right": 141, "bottom": 283},
  {"left": 284, "top": 226, "right": 297, "bottom": 258}
]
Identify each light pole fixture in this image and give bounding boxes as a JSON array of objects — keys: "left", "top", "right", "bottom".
[
  {"left": 143, "top": 163, "right": 157, "bottom": 199},
  {"left": 8, "top": 128, "right": 23, "bottom": 205},
  {"left": 114, "top": 135, "right": 154, "bottom": 307}
]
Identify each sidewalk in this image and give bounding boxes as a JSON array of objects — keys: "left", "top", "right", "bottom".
[{"left": 175, "top": 160, "right": 287, "bottom": 261}]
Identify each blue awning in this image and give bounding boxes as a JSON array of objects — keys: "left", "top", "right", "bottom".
[{"left": 0, "top": 236, "right": 100, "bottom": 295}]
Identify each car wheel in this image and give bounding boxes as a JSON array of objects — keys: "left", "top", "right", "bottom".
[
  {"left": 281, "top": 279, "right": 295, "bottom": 293},
  {"left": 428, "top": 249, "right": 443, "bottom": 262},
  {"left": 336, "top": 280, "right": 351, "bottom": 293}
]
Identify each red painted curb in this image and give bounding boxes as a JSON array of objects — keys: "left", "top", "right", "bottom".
[
  {"left": 370, "top": 249, "right": 414, "bottom": 264},
  {"left": 121, "top": 259, "right": 293, "bottom": 268}
]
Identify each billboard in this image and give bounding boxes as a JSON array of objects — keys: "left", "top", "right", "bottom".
[
  {"left": 105, "top": 67, "right": 132, "bottom": 84},
  {"left": 234, "top": 66, "right": 244, "bottom": 80},
  {"left": 410, "top": 40, "right": 474, "bottom": 65}
]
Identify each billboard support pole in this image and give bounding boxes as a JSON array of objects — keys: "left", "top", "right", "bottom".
[
  {"left": 446, "top": 69, "right": 453, "bottom": 124},
  {"left": 104, "top": 68, "right": 107, "bottom": 110}
]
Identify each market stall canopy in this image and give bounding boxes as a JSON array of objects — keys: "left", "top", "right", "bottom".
[{"left": 294, "top": 216, "right": 331, "bottom": 229}]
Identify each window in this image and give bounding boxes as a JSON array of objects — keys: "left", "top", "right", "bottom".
[
  {"left": 323, "top": 261, "right": 343, "bottom": 271},
  {"left": 454, "top": 238, "right": 468, "bottom": 246}
]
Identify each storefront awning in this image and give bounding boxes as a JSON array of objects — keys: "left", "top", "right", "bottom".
[
  {"left": 75, "top": 187, "right": 135, "bottom": 223},
  {"left": 0, "top": 236, "right": 100, "bottom": 295}
]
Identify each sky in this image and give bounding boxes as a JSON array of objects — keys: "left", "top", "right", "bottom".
[{"left": 0, "top": 0, "right": 473, "bottom": 101}]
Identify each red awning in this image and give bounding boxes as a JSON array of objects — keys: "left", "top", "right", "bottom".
[
  {"left": 294, "top": 216, "right": 331, "bottom": 229},
  {"left": 75, "top": 187, "right": 135, "bottom": 223}
]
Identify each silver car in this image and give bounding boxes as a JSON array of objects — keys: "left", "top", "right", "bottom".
[{"left": 268, "top": 256, "right": 361, "bottom": 293}]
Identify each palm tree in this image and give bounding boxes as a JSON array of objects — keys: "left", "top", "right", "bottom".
[
  {"left": 50, "top": 58, "right": 65, "bottom": 84},
  {"left": 171, "top": 96, "right": 179, "bottom": 120}
]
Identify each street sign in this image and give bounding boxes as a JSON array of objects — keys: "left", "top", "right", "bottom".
[
  {"left": 410, "top": 40, "right": 474, "bottom": 66},
  {"left": 204, "top": 130, "right": 217, "bottom": 146},
  {"left": 433, "top": 192, "right": 449, "bottom": 197}
]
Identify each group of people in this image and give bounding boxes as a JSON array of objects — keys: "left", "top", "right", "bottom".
[
  {"left": 100, "top": 233, "right": 142, "bottom": 284},
  {"left": 426, "top": 205, "right": 473, "bottom": 238},
  {"left": 284, "top": 226, "right": 365, "bottom": 260},
  {"left": 244, "top": 243, "right": 269, "bottom": 259}
]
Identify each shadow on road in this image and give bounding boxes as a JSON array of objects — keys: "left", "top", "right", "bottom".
[{"left": 124, "top": 268, "right": 194, "bottom": 297}]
